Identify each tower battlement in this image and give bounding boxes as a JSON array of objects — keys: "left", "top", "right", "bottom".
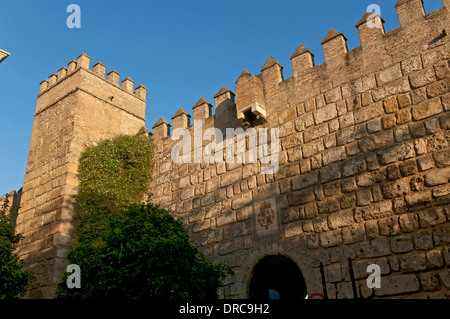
[{"left": 37, "top": 53, "right": 147, "bottom": 120}]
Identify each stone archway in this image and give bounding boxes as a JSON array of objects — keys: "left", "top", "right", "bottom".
[{"left": 248, "top": 255, "right": 308, "bottom": 300}]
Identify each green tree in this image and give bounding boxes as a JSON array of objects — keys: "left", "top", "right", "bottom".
[
  {"left": 0, "top": 196, "right": 34, "bottom": 298},
  {"left": 56, "top": 134, "right": 232, "bottom": 299},
  {"left": 57, "top": 203, "right": 232, "bottom": 299}
]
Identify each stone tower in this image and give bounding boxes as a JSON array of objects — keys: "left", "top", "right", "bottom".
[{"left": 14, "top": 54, "right": 147, "bottom": 298}]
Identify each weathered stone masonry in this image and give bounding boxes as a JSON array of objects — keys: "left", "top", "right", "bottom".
[
  {"left": 10, "top": 0, "right": 450, "bottom": 298},
  {"left": 150, "top": 1, "right": 450, "bottom": 299}
]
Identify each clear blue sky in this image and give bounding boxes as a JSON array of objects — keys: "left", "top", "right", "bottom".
[{"left": 0, "top": 0, "right": 444, "bottom": 195}]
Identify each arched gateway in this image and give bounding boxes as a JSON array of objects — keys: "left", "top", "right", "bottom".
[{"left": 248, "top": 255, "right": 307, "bottom": 300}]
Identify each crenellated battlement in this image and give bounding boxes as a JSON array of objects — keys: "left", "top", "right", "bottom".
[
  {"left": 38, "top": 53, "right": 148, "bottom": 102},
  {"left": 36, "top": 53, "right": 148, "bottom": 121},
  {"left": 152, "top": 0, "right": 449, "bottom": 142}
]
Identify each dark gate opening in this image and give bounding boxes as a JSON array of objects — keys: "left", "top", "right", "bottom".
[{"left": 248, "top": 255, "right": 307, "bottom": 300}]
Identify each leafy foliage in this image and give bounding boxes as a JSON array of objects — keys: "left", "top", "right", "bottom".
[
  {"left": 0, "top": 196, "right": 34, "bottom": 299},
  {"left": 76, "top": 134, "right": 155, "bottom": 213},
  {"left": 56, "top": 134, "right": 232, "bottom": 299},
  {"left": 57, "top": 203, "right": 232, "bottom": 299}
]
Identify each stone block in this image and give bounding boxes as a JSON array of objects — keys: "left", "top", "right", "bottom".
[
  {"left": 302, "top": 140, "right": 324, "bottom": 158},
  {"left": 342, "top": 177, "right": 357, "bottom": 193},
  {"left": 291, "top": 170, "right": 319, "bottom": 190},
  {"left": 342, "top": 74, "right": 377, "bottom": 97},
  {"left": 295, "top": 113, "right": 314, "bottom": 131},
  {"left": 356, "top": 189, "right": 373, "bottom": 206},
  {"left": 231, "top": 191, "right": 252, "bottom": 210},
  {"left": 319, "top": 229, "right": 342, "bottom": 248},
  {"left": 358, "top": 130, "right": 394, "bottom": 153},
  {"left": 440, "top": 270, "right": 450, "bottom": 289},
  {"left": 313, "top": 216, "right": 328, "bottom": 233},
  {"left": 366, "top": 118, "right": 382, "bottom": 133},
  {"left": 382, "top": 178, "right": 409, "bottom": 198},
  {"left": 418, "top": 208, "right": 446, "bottom": 228},
  {"left": 340, "top": 193, "right": 356, "bottom": 209},
  {"left": 255, "top": 182, "right": 279, "bottom": 199},
  {"left": 324, "top": 134, "right": 337, "bottom": 149},
  {"left": 313, "top": 103, "right": 338, "bottom": 124},
  {"left": 424, "top": 167, "right": 450, "bottom": 186},
  {"left": 383, "top": 96, "right": 399, "bottom": 113},
  {"left": 394, "top": 125, "right": 410, "bottom": 142},
  {"left": 324, "top": 87, "right": 342, "bottom": 104},
  {"left": 304, "top": 123, "right": 329, "bottom": 142},
  {"left": 354, "top": 101, "right": 384, "bottom": 124},
  {"left": 378, "top": 216, "right": 400, "bottom": 236},
  {"left": 375, "top": 274, "right": 420, "bottom": 297},
  {"left": 353, "top": 257, "right": 390, "bottom": 280},
  {"left": 409, "top": 67, "right": 436, "bottom": 89},
  {"left": 432, "top": 184, "right": 450, "bottom": 199},
  {"left": 317, "top": 197, "right": 340, "bottom": 214},
  {"left": 327, "top": 209, "right": 354, "bottom": 230},
  {"left": 401, "top": 55, "right": 423, "bottom": 75},
  {"left": 306, "top": 233, "right": 320, "bottom": 250},
  {"left": 326, "top": 263, "right": 342, "bottom": 283},
  {"left": 399, "top": 159, "right": 417, "bottom": 176},
  {"left": 391, "top": 234, "right": 413, "bottom": 253},
  {"left": 220, "top": 168, "right": 242, "bottom": 187},
  {"left": 424, "top": 118, "right": 440, "bottom": 135},
  {"left": 303, "top": 202, "right": 318, "bottom": 219},
  {"left": 372, "top": 77, "right": 411, "bottom": 101},
  {"left": 342, "top": 223, "right": 365, "bottom": 244},
  {"left": 322, "top": 180, "right": 340, "bottom": 197},
  {"left": 405, "top": 191, "right": 432, "bottom": 207},
  {"left": 288, "top": 187, "right": 315, "bottom": 206},
  {"left": 399, "top": 251, "right": 427, "bottom": 273},
  {"left": 412, "top": 229, "right": 434, "bottom": 250},
  {"left": 426, "top": 78, "right": 450, "bottom": 98},
  {"left": 358, "top": 238, "right": 391, "bottom": 258},
  {"left": 216, "top": 211, "right": 237, "bottom": 227},
  {"left": 322, "top": 146, "right": 346, "bottom": 166},
  {"left": 409, "top": 122, "right": 426, "bottom": 138},
  {"left": 337, "top": 124, "right": 367, "bottom": 145},
  {"left": 440, "top": 112, "right": 450, "bottom": 130},
  {"left": 414, "top": 139, "right": 427, "bottom": 156},
  {"left": 382, "top": 115, "right": 396, "bottom": 130},
  {"left": 376, "top": 64, "right": 402, "bottom": 86},
  {"left": 419, "top": 272, "right": 441, "bottom": 291},
  {"left": 433, "top": 149, "right": 450, "bottom": 168},
  {"left": 426, "top": 249, "right": 444, "bottom": 269},
  {"left": 411, "top": 97, "right": 443, "bottom": 121},
  {"left": 284, "top": 221, "right": 303, "bottom": 238},
  {"left": 399, "top": 213, "right": 420, "bottom": 233},
  {"left": 319, "top": 163, "right": 341, "bottom": 183},
  {"left": 433, "top": 223, "right": 450, "bottom": 246},
  {"left": 396, "top": 109, "right": 411, "bottom": 125}
]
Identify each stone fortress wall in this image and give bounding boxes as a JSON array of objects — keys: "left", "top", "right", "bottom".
[
  {"left": 149, "top": 0, "right": 450, "bottom": 299},
  {"left": 8, "top": 0, "right": 450, "bottom": 298}
]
